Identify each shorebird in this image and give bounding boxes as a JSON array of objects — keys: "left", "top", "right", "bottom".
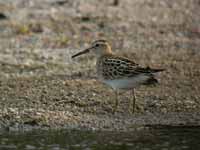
[{"left": 72, "top": 40, "right": 164, "bottom": 113}]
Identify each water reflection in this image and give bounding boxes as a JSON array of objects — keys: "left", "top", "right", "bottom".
[{"left": 0, "top": 127, "right": 200, "bottom": 150}]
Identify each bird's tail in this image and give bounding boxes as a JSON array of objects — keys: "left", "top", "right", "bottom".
[
  {"left": 142, "top": 67, "right": 164, "bottom": 86},
  {"left": 143, "top": 76, "right": 158, "bottom": 85},
  {"left": 146, "top": 67, "right": 165, "bottom": 73}
]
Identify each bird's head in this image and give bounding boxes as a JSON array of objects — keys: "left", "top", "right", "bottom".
[{"left": 72, "top": 40, "right": 112, "bottom": 58}]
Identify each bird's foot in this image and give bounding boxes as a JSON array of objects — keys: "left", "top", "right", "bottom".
[
  {"left": 112, "top": 107, "right": 118, "bottom": 114},
  {"left": 128, "top": 104, "right": 142, "bottom": 114}
]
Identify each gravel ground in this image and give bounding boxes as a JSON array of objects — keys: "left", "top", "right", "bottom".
[{"left": 0, "top": 0, "right": 200, "bottom": 131}]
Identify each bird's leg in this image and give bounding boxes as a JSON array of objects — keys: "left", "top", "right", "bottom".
[
  {"left": 131, "top": 89, "right": 136, "bottom": 114},
  {"left": 113, "top": 90, "right": 119, "bottom": 113}
]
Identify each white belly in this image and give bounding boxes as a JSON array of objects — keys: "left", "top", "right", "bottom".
[{"left": 102, "top": 75, "right": 149, "bottom": 90}]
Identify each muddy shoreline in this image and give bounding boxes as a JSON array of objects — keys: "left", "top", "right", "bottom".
[{"left": 0, "top": 75, "right": 200, "bottom": 131}]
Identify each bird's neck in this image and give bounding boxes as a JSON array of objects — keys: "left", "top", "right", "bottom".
[
  {"left": 106, "top": 45, "right": 113, "bottom": 54},
  {"left": 96, "top": 46, "right": 113, "bottom": 58}
]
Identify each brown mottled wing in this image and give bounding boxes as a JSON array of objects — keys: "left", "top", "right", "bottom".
[
  {"left": 99, "top": 55, "right": 164, "bottom": 80},
  {"left": 100, "top": 55, "right": 141, "bottom": 80}
]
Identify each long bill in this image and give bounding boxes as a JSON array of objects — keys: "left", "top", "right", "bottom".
[{"left": 71, "top": 47, "right": 92, "bottom": 58}]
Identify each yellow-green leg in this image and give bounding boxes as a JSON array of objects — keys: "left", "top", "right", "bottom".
[
  {"left": 132, "top": 89, "right": 136, "bottom": 114},
  {"left": 113, "top": 90, "right": 119, "bottom": 113}
]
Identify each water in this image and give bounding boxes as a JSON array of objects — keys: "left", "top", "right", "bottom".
[{"left": 0, "top": 127, "right": 200, "bottom": 150}]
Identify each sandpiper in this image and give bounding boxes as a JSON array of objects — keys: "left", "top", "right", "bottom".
[{"left": 72, "top": 40, "right": 164, "bottom": 113}]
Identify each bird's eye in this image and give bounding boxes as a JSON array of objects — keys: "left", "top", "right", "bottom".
[{"left": 95, "top": 44, "right": 100, "bottom": 47}]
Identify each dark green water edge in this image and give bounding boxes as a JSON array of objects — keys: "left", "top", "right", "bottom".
[{"left": 0, "top": 126, "right": 200, "bottom": 150}]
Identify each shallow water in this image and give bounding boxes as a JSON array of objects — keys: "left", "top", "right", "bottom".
[{"left": 0, "top": 127, "right": 200, "bottom": 150}]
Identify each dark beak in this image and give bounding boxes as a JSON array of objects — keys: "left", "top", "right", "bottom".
[{"left": 71, "top": 47, "right": 92, "bottom": 58}]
